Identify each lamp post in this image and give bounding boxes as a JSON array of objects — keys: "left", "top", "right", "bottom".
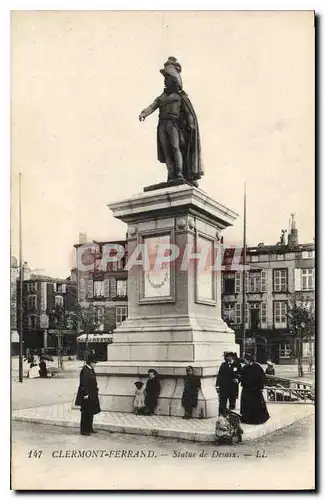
[{"left": 18, "top": 173, "right": 24, "bottom": 383}]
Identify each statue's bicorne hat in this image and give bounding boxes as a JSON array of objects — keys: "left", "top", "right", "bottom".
[{"left": 160, "top": 56, "right": 183, "bottom": 89}]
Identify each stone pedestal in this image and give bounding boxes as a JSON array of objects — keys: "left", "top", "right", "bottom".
[{"left": 96, "top": 183, "right": 239, "bottom": 417}]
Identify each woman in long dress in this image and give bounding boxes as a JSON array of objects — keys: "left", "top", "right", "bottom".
[{"left": 240, "top": 354, "right": 270, "bottom": 425}]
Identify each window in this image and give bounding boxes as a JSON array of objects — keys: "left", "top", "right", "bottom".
[
  {"left": 94, "top": 280, "right": 105, "bottom": 298},
  {"left": 261, "top": 302, "right": 267, "bottom": 325},
  {"left": 222, "top": 303, "right": 235, "bottom": 324},
  {"left": 109, "top": 278, "right": 117, "bottom": 298},
  {"left": 27, "top": 295, "right": 37, "bottom": 310},
  {"left": 55, "top": 295, "right": 64, "bottom": 307},
  {"left": 273, "top": 270, "right": 287, "bottom": 292},
  {"left": 28, "top": 315, "right": 37, "bottom": 329},
  {"left": 301, "top": 269, "right": 314, "bottom": 290},
  {"left": 261, "top": 270, "right": 267, "bottom": 292},
  {"left": 223, "top": 274, "right": 235, "bottom": 294},
  {"left": 57, "top": 283, "right": 67, "bottom": 294},
  {"left": 96, "top": 307, "right": 105, "bottom": 330},
  {"left": 279, "top": 342, "right": 292, "bottom": 359},
  {"left": 274, "top": 301, "right": 287, "bottom": 327},
  {"left": 53, "top": 283, "right": 57, "bottom": 293},
  {"left": 302, "top": 250, "right": 315, "bottom": 259},
  {"left": 66, "top": 315, "right": 74, "bottom": 329},
  {"left": 94, "top": 258, "right": 102, "bottom": 273},
  {"left": 27, "top": 282, "right": 37, "bottom": 293},
  {"left": 276, "top": 254, "right": 284, "bottom": 261},
  {"left": 87, "top": 280, "right": 94, "bottom": 298},
  {"left": 233, "top": 303, "right": 249, "bottom": 326},
  {"left": 116, "top": 306, "right": 128, "bottom": 326},
  {"left": 104, "top": 279, "right": 110, "bottom": 298},
  {"left": 248, "top": 272, "right": 261, "bottom": 293},
  {"left": 116, "top": 280, "right": 127, "bottom": 297},
  {"left": 250, "top": 255, "right": 259, "bottom": 263},
  {"left": 79, "top": 278, "right": 86, "bottom": 300}
]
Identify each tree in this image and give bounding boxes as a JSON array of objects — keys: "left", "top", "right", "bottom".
[
  {"left": 50, "top": 304, "right": 66, "bottom": 369},
  {"left": 71, "top": 303, "right": 102, "bottom": 360},
  {"left": 287, "top": 293, "right": 315, "bottom": 377}
]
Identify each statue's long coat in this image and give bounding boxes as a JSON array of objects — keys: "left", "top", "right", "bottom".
[{"left": 157, "top": 91, "right": 204, "bottom": 182}]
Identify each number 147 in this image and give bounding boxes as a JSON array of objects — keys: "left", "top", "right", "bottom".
[{"left": 28, "top": 450, "right": 43, "bottom": 459}]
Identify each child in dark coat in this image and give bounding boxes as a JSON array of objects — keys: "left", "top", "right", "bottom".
[
  {"left": 145, "top": 369, "right": 161, "bottom": 415},
  {"left": 181, "top": 365, "right": 201, "bottom": 419}
]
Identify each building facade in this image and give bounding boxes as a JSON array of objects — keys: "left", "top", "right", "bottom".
[
  {"left": 74, "top": 237, "right": 128, "bottom": 335},
  {"left": 221, "top": 218, "right": 315, "bottom": 363},
  {"left": 74, "top": 219, "right": 314, "bottom": 365},
  {"left": 17, "top": 275, "right": 77, "bottom": 353}
]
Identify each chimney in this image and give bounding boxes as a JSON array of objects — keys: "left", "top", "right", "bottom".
[
  {"left": 79, "top": 232, "right": 87, "bottom": 244},
  {"left": 288, "top": 213, "right": 298, "bottom": 248}
]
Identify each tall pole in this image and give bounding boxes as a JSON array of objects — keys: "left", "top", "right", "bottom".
[
  {"left": 18, "top": 173, "right": 24, "bottom": 383},
  {"left": 242, "top": 183, "right": 247, "bottom": 357}
]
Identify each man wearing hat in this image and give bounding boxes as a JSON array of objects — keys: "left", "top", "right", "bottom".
[
  {"left": 139, "top": 57, "right": 203, "bottom": 187},
  {"left": 216, "top": 351, "right": 242, "bottom": 417},
  {"left": 75, "top": 350, "right": 101, "bottom": 435}
]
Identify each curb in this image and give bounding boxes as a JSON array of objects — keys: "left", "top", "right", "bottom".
[{"left": 12, "top": 404, "right": 314, "bottom": 443}]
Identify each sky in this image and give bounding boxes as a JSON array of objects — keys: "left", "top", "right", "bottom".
[{"left": 11, "top": 10, "right": 315, "bottom": 278}]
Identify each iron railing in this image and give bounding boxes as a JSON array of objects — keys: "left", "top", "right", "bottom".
[{"left": 264, "top": 374, "right": 315, "bottom": 403}]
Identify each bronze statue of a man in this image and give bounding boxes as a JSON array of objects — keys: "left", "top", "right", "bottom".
[{"left": 139, "top": 57, "right": 204, "bottom": 187}]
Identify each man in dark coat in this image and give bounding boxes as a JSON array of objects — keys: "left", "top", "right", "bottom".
[
  {"left": 181, "top": 365, "right": 201, "bottom": 419},
  {"left": 75, "top": 351, "right": 101, "bottom": 435},
  {"left": 139, "top": 57, "right": 203, "bottom": 186},
  {"left": 240, "top": 354, "right": 270, "bottom": 425},
  {"left": 216, "top": 352, "right": 241, "bottom": 416},
  {"left": 145, "top": 369, "right": 161, "bottom": 415}
]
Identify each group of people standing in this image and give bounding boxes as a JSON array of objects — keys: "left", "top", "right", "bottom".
[
  {"left": 216, "top": 351, "right": 270, "bottom": 425},
  {"left": 74, "top": 351, "right": 269, "bottom": 437}
]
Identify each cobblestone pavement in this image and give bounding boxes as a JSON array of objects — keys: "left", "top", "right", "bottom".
[
  {"left": 12, "top": 400, "right": 314, "bottom": 443},
  {"left": 11, "top": 414, "right": 315, "bottom": 490},
  {"left": 12, "top": 376, "right": 78, "bottom": 410}
]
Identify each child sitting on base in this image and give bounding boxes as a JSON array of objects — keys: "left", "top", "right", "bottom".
[{"left": 215, "top": 409, "right": 243, "bottom": 445}]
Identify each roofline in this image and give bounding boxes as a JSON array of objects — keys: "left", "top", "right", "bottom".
[{"left": 73, "top": 239, "right": 127, "bottom": 249}]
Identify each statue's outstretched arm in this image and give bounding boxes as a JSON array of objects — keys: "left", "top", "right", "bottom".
[{"left": 139, "top": 98, "right": 159, "bottom": 121}]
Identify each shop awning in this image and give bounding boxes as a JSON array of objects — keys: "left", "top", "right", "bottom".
[{"left": 77, "top": 334, "right": 113, "bottom": 344}]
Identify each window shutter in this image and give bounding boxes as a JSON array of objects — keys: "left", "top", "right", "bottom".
[
  {"left": 79, "top": 278, "right": 86, "bottom": 300},
  {"left": 261, "top": 271, "right": 267, "bottom": 292},
  {"left": 294, "top": 269, "right": 301, "bottom": 291},
  {"left": 235, "top": 303, "right": 241, "bottom": 324},
  {"left": 261, "top": 302, "right": 267, "bottom": 325},
  {"left": 245, "top": 303, "right": 249, "bottom": 327},
  {"left": 221, "top": 274, "right": 224, "bottom": 293},
  {"left": 104, "top": 279, "right": 110, "bottom": 298},
  {"left": 87, "top": 279, "right": 93, "bottom": 298},
  {"left": 245, "top": 273, "right": 248, "bottom": 292},
  {"left": 235, "top": 273, "right": 241, "bottom": 293},
  {"left": 110, "top": 278, "right": 117, "bottom": 298}
]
